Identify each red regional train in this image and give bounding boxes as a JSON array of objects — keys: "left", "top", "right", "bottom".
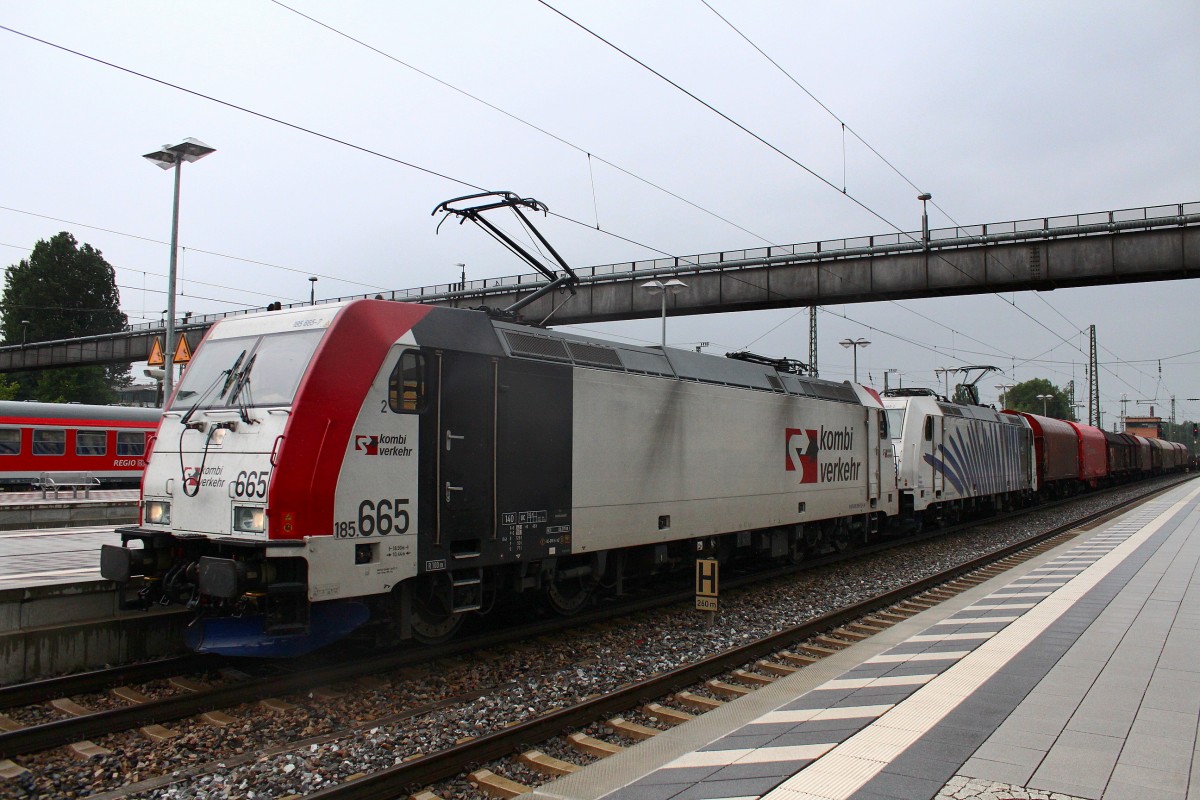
[
  {"left": 0, "top": 401, "right": 162, "bottom": 487},
  {"left": 99, "top": 300, "right": 1191, "bottom": 657}
]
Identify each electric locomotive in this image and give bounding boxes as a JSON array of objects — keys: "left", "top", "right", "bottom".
[{"left": 101, "top": 299, "right": 899, "bottom": 656}]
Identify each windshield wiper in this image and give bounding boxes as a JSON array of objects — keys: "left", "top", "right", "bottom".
[
  {"left": 181, "top": 349, "right": 247, "bottom": 427},
  {"left": 219, "top": 350, "right": 247, "bottom": 398},
  {"left": 228, "top": 353, "right": 257, "bottom": 409}
]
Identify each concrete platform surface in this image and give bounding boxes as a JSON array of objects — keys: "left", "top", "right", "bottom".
[{"left": 528, "top": 479, "right": 1200, "bottom": 800}]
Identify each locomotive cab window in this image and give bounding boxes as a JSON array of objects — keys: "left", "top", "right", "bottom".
[
  {"left": 76, "top": 430, "right": 107, "bottom": 456},
  {"left": 116, "top": 431, "right": 145, "bottom": 457},
  {"left": 33, "top": 429, "right": 65, "bottom": 456},
  {"left": 924, "top": 416, "right": 934, "bottom": 442},
  {"left": 388, "top": 350, "right": 427, "bottom": 413},
  {"left": 0, "top": 429, "right": 18, "bottom": 455},
  {"left": 885, "top": 409, "right": 904, "bottom": 440}
]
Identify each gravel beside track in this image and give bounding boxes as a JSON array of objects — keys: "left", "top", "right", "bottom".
[{"left": 0, "top": 476, "right": 1187, "bottom": 800}]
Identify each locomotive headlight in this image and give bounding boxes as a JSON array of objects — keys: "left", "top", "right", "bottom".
[
  {"left": 233, "top": 505, "right": 266, "bottom": 533},
  {"left": 145, "top": 500, "right": 171, "bottom": 525}
]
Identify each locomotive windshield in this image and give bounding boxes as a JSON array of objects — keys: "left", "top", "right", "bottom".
[{"left": 170, "top": 329, "right": 324, "bottom": 410}]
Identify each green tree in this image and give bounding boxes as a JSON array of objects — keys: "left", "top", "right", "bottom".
[
  {"left": 2, "top": 232, "right": 130, "bottom": 403},
  {"left": 1005, "top": 378, "right": 1075, "bottom": 419}
]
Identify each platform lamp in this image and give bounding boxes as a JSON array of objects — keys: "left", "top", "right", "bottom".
[
  {"left": 917, "top": 192, "right": 932, "bottom": 246},
  {"left": 143, "top": 138, "right": 216, "bottom": 402},
  {"left": 19, "top": 320, "right": 28, "bottom": 346},
  {"left": 641, "top": 279, "right": 687, "bottom": 349},
  {"left": 1037, "top": 393, "right": 1054, "bottom": 416},
  {"left": 995, "top": 383, "right": 1015, "bottom": 408},
  {"left": 309, "top": 277, "right": 318, "bottom": 306},
  {"left": 839, "top": 338, "right": 870, "bottom": 383}
]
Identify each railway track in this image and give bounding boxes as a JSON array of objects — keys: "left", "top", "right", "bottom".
[
  {"left": 0, "top": 476, "right": 1187, "bottom": 798},
  {"left": 299, "top": 477, "right": 1188, "bottom": 800}
]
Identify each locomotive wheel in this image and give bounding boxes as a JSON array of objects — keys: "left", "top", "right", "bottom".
[
  {"left": 830, "top": 521, "right": 852, "bottom": 553},
  {"left": 411, "top": 602, "right": 463, "bottom": 644},
  {"left": 409, "top": 583, "right": 464, "bottom": 644},
  {"left": 545, "top": 575, "right": 594, "bottom": 616}
]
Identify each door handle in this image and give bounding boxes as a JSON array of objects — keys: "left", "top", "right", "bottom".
[
  {"left": 445, "top": 430, "right": 465, "bottom": 451},
  {"left": 445, "top": 482, "right": 463, "bottom": 503}
]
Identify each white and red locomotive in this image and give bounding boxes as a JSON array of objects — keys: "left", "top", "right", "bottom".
[{"left": 101, "top": 299, "right": 898, "bottom": 656}]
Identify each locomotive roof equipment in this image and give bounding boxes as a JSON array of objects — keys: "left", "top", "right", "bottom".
[{"left": 432, "top": 191, "right": 580, "bottom": 322}]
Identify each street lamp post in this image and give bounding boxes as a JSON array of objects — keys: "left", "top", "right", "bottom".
[
  {"left": 918, "top": 192, "right": 932, "bottom": 247},
  {"left": 1037, "top": 393, "right": 1053, "bottom": 416},
  {"left": 839, "top": 338, "right": 870, "bottom": 383},
  {"left": 19, "top": 320, "right": 29, "bottom": 346},
  {"left": 641, "top": 279, "right": 687, "bottom": 349},
  {"left": 995, "top": 383, "right": 1015, "bottom": 408},
  {"left": 144, "top": 138, "right": 216, "bottom": 402},
  {"left": 309, "top": 277, "right": 318, "bottom": 306}
]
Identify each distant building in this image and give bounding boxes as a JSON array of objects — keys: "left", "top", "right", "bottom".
[
  {"left": 115, "top": 383, "right": 160, "bottom": 407},
  {"left": 1125, "top": 415, "right": 1162, "bottom": 439}
]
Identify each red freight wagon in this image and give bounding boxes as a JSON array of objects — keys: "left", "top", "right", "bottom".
[
  {"left": 1004, "top": 412, "right": 1080, "bottom": 493},
  {"left": 1130, "top": 436, "right": 1153, "bottom": 473},
  {"left": 1102, "top": 431, "right": 1136, "bottom": 478},
  {"left": 1067, "top": 421, "right": 1108, "bottom": 486}
]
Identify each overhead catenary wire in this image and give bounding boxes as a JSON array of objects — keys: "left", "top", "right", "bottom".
[
  {"left": 698, "top": 0, "right": 1173, "bottom": 403},
  {"left": 266, "top": 0, "right": 776, "bottom": 247},
  {"left": 0, "top": 205, "right": 388, "bottom": 292},
  {"left": 533, "top": 0, "right": 1089, "bottom": 364}
]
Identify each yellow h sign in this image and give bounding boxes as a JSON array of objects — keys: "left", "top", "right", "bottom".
[{"left": 696, "top": 558, "right": 719, "bottom": 612}]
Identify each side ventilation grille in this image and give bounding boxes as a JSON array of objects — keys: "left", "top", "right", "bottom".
[
  {"left": 502, "top": 330, "right": 572, "bottom": 362},
  {"left": 566, "top": 342, "right": 623, "bottom": 368}
]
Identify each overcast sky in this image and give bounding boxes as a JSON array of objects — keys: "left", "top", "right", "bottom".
[{"left": 1, "top": 1, "right": 1197, "bottom": 424}]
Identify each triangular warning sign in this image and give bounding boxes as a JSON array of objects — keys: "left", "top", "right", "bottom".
[
  {"left": 147, "top": 337, "right": 165, "bottom": 366},
  {"left": 173, "top": 335, "right": 193, "bottom": 364}
]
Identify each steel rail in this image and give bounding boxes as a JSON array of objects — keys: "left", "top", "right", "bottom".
[{"left": 0, "top": 653, "right": 222, "bottom": 711}]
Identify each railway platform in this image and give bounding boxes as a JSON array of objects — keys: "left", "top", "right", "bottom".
[
  {"left": 0, "top": 488, "right": 138, "bottom": 531},
  {"left": 0, "top": 510, "right": 186, "bottom": 684},
  {"left": 530, "top": 478, "right": 1200, "bottom": 800}
]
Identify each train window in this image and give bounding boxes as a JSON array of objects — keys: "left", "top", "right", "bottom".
[
  {"left": 117, "top": 431, "right": 146, "bottom": 457},
  {"left": 388, "top": 351, "right": 427, "bottom": 413},
  {"left": 924, "top": 416, "right": 934, "bottom": 442},
  {"left": 76, "top": 430, "right": 107, "bottom": 456},
  {"left": 885, "top": 409, "right": 904, "bottom": 440},
  {"left": 0, "top": 429, "right": 18, "bottom": 455},
  {"left": 33, "top": 429, "right": 65, "bottom": 456}
]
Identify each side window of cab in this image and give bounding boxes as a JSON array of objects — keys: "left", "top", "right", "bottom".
[{"left": 388, "top": 350, "right": 427, "bottom": 413}]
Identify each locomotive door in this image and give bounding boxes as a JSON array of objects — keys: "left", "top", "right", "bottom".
[
  {"left": 435, "top": 351, "right": 497, "bottom": 545},
  {"left": 866, "top": 409, "right": 880, "bottom": 503},
  {"left": 933, "top": 416, "right": 945, "bottom": 496}
]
